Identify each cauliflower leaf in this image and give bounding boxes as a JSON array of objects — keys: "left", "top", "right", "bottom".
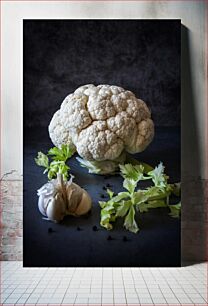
[{"left": 77, "top": 151, "right": 126, "bottom": 175}]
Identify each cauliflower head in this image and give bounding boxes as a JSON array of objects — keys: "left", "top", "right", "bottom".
[{"left": 49, "top": 84, "right": 154, "bottom": 173}]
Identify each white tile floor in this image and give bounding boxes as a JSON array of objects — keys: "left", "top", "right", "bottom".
[{"left": 0, "top": 262, "right": 207, "bottom": 305}]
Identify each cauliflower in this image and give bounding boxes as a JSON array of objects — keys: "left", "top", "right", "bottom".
[{"left": 49, "top": 84, "right": 154, "bottom": 174}]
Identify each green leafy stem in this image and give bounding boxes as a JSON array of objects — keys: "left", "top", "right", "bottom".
[
  {"left": 35, "top": 144, "right": 75, "bottom": 180},
  {"left": 99, "top": 163, "right": 181, "bottom": 234}
]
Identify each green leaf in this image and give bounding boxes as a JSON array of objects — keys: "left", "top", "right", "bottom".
[
  {"left": 99, "top": 201, "right": 107, "bottom": 209},
  {"left": 76, "top": 157, "right": 101, "bottom": 174},
  {"left": 137, "top": 203, "right": 149, "bottom": 213},
  {"left": 138, "top": 199, "right": 167, "bottom": 212},
  {"left": 144, "top": 186, "right": 169, "bottom": 201},
  {"left": 100, "top": 202, "right": 116, "bottom": 230},
  {"left": 47, "top": 168, "right": 58, "bottom": 180},
  {"left": 35, "top": 144, "right": 74, "bottom": 180},
  {"left": 168, "top": 202, "right": 181, "bottom": 218},
  {"left": 48, "top": 147, "right": 62, "bottom": 159},
  {"left": 99, "top": 191, "right": 130, "bottom": 231},
  {"left": 135, "top": 191, "right": 166, "bottom": 213},
  {"left": 99, "top": 160, "right": 181, "bottom": 234},
  {"left": 119, "top": 163, "right": 145, "bottom": 182},
  {"left": 109, "top": 192, "right": 130, "bottom": 204},
  {"left": 48, "top": 144, "right": 75, "bottom": 162},
  {"left": 124, "top": 206, "right": 139, "bottom": 233},
  {"left": 169, "top": 183, "right": 181, "bottom": 196},
  {"left": 139, "top": 162, "right": 154, "bottom": 174},
  {"left": 77, "top": 151, "right": 126, "bottom": 175},
  {"left": 100, "top": 209, "right": 114, "bottom": 230},
  {"left": 58, "top": 163, "right": 70, "bottom": 181},
  {"left": 148, "top": 162, "right": 168, "bottom": 189},
  {"left": 47, "top": 161, "right": 59, "bottom": 180},
  {"left": 136, "top": 181, "right": 176, "bottom": 213},
  {"left": 132, "top": 191, "right": 149, "bottom": 206},
  {"left": 147, "top": 200, "right": 167, "bottom": 208},
  {"left": 123, "top": 178, "right": 137, "bottom": 194},
  {"left": 125, "top": 154, "right": 154, "bottom": 174},
  {"left": 106, "top": 189, "right": 114, "bottom": 199},
  {"left": 35, "top": 152, "right": 49, "bottom": 168},
  {"left": 116, "top": 200, "right": 131, "bottom": 217},
  {"left": 45, "top": 160, "right": 69, "bottom": 181}
]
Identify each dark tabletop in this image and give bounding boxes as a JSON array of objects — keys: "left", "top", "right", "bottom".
[{"left": 23, "top": 126, "right": 181, "bottom": 267}]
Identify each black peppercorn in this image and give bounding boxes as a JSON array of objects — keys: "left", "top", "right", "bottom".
[
  {"left": 107, "top": 235, "right": 113, "bottom": 241},
  {"left": 92, "top": 225, "right": 98, "bottom": 231}
]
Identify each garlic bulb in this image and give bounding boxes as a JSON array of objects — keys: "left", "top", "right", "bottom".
[{"left": 37, "top": 174, "right": 92, "bottom": 222}]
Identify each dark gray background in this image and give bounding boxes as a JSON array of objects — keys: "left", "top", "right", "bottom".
[{"left": 24, "top": 20, "right": 180, "bottom": 128}]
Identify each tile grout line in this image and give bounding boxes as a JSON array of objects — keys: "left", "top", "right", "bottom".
[
  {"left": 157, "top": 268, "right": 181, "bottom": 304},
  {"left": 121, "top": 268, "right": 128, "bottom": 305},
  {"left": 130, "top": 267, "right": 141, "bottom": 305},
  {"left": 62, "top": 267, "right": 77, "bottom": 304},
  {"left": 137, "top": 268, "right": 154, "bottom": 305}
]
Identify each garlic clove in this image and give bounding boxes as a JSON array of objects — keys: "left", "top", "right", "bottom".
[
  {"left": 38, "top": 195, "right": 48, "bottom": 216},
  {"left": 46, "top": 193, "right": 66, "bottom": 222},
  {"left": 74, "top": 189, "right": 92, "bottom": 216},
  {"left": 66, "top": 183, "right": 82, "bottom": 214}
]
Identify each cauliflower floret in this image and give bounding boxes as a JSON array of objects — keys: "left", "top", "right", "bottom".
[
  {"left": 107, "top": 112, "right": 136, "bottom": 144},
  {"left": 87, "top": 95, "right": 116, "bottom": 120},
  {"left": 77, "top": 121, "right": 124, "bottom": 161},
  {"left": 48, "top": 110, "right": 74, "bottom": 149},
  {"left": 49, "top": 84, "right": 154, "bottom": 163},
  {"left": 126, "top": 118, "right": 154, "bottom": 154}
]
